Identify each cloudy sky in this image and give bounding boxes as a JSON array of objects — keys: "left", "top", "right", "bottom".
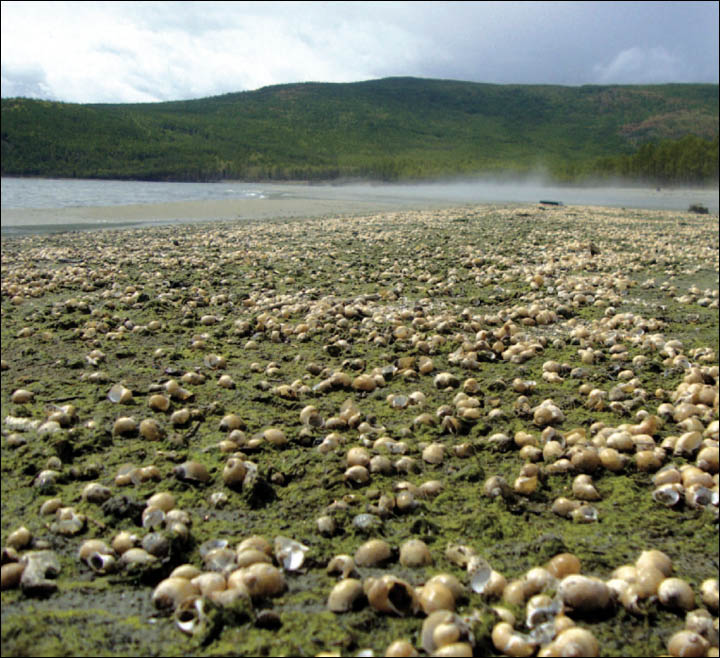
[{"left": 1, "top": 1, "right": 718, "bottom": 103}]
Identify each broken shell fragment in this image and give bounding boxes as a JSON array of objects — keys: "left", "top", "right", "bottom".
[{"left": 274, "top": 536, "right": 309, "bottom": 571}]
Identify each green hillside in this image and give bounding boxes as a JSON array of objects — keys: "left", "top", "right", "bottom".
[{"left": 1, "top": 77, "right": 718, "bottom": 183}]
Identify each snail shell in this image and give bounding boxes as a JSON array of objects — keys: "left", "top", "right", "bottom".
[
  {"left": 399, "top": 539, "right": 432, "bottom": 567},
  {"left": 6, "top": 526, "right": 32, "bottom": 550},
  {"left": 558, "top": 575, "right": 611, "bottom": 614},
  {"left": 355, "top": 539, "right": 392, "bottom": 567},
  {"left": 139, "top": 418, "right": 165, "bottom": 440},
  {"left": 11, "top": 389, "right": 34, "bottom": 404},
  {"left": 685, "top": 608, "right": 718, "bottom": 646},
  {"left": 1, "top": 562, "right": 26, "bottom": 590},
  {"left": 327, "top": 578, "right": 365, "bottom": 613},
  {"left": 636, "top": 549, "right": 673, "bottom": 577},
  {"left": 417, "top": 581, "right": 455, "bottom": 614},
  {"left": 657, "top": 577, "right": 696, "bottom": 611},
  {"left": 232, "top": 563, "right": 286, "bottom": 598},
  {"left": 365, "top": 575, "right": 420, "bottom": 616},
  {"left": 421, "top": 610, "right": 472, "bottom": 654},
  {"left": 112, "top": 416, "right": 138, "bottom": 436},
  {"left": 81, "top": 482, "right": 111, "bottom": 504},
  {"left": 545, "top": 627, "right": 599, "bottom": 658},
  {"left": 219, "top": 414, "right": 246, "bottom": 432},
  {"left": 222, "top": 457, "right": 247, "bottom": 488},
  {"left": 191, "top": 572, "right": 227, "bottom": 597},
  {"left": 327, "top": 554, "right": 358, "bottom": 579},
  {"left": 111, "top": 531, "right": 139, "bottom": 555},
  {"left": 174, "top": 461, "right": 210, "bottom": 484},
  {"left": 148, "top": 394, "right": 171, "bottom": 412},
  {"left": 700, "top": 578, "right": 718, "bottom": 613},
  {"left": 263, "top": 428, "right": 287, "bottom": 446},
  {"left": 433, "top": 642, "right": 473, "bottom": 657},
  {"left": 152, "top": 577, "right": 199, "bottom": 611},
  {"left": 78, "top": 539, "right": 113, "bottom": 563},
  {"left": 491, "top": 621, "right": 535, "bottom": 657},
  {"left": 344, "top": 465, "right": 370, "bottom": 486},
  {"left": 237, "top": 535, "right": 272, "bottom": 556},
  {"left": 667, "top": 630, "right": 709, "bottom": 658},
  {"left": 147, "top": 491, "right": 175, "bottom": 511},
  {"left": 545, "top": 553, "right": 581, "bottom": 579},
  {"left": 426, "top": 573, "right": 465, "bottom": 602},
  {"left": 385, "top": 640, "right": 419, "bottom": 657}
]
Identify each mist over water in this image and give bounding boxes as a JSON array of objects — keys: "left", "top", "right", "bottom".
[
  {"left": 2, "top": 176, "right": 718, "bottom": 214},
  {"left": 299, "top": 179, "right": 719, "bottom": 213}
]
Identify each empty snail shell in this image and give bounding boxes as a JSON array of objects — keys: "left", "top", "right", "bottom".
[
  {"left": 232, "top": 563, "right": 286, "bottom": 599},
  {"left": 491, "top": 621, "right": 535, "bottom": 658},
  {"left": 6, "top": 526, "right": 32, "bottom": 550},
  {"left": 572, "top": 474, "right": 601, "bottom": 501},
  {"left": 700, "top": 578, "right": 718, "bottom": 613},
  {"left": 667, "top": 630, "right": 709, "bottom": 658},
  {"left": 546, "top": 553, "right": 581, "bottom": 579},
  {"left": 421, "top": 610, "right": 472, "bottom": 654},
  {"left": 139, "top": 418, "right": 165, "bottom": 440},
  {"left": 328, "top": 578, "right": 365, "bottom": 613},
  {"left": 174, "top": 461, "right": 210, "bottom": 484},
  {"left": 152, "top": 577, "right": 199, "bottom": 611},
  {"left": 112, "top": 416, "right": 138, "bottom": 436},
  {"left": 365, "top": 574, "right": 420, "bottom": 616},
  {"left": 542, "top": 627, "right": 599, "bottom": 658},
  {"left": 399, "top": 539, "right": 432, "bottom": 567},
  {"left": 417, "top": 581, "right": 455, "bottom": 614},
  {"left": 355, "top": 539, "right": 393, "bottom": 567},
  {"left": 384, "top": 640, "right": 419, "bottom": 657},
  {"left": 636, "top": 549, "right": 673, "bottom": 577},
  {"left": 558, "top": 575, "right": 611, "bottom": 614},
  {"left": 657, "top": 577, "right": 696, "bottom": 611},
  {"left": 223, "top": 457, "right": 247, "bottom": 488}
]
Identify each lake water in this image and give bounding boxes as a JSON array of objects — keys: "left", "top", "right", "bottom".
[{"left": 2, "top": 176, "right": 717, "bottom": 229}]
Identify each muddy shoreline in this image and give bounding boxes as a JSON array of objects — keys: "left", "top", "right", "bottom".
[
  {"left": 1, "top": 197, "right": 452, "bottom": 235},
  {"left": 2, "top": 203, "right": 718, "bottom": 656}
]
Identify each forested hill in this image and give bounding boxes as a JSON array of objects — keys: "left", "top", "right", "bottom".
[{"left": 1, "top": 77, "right": 718, "bottom": 184}]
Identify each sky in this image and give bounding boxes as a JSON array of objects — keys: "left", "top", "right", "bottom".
[{"left": 1, "top": 1, "right": 718, "bottom": 103}]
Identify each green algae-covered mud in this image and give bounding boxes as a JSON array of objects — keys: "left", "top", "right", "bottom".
[{"left": 1, "top": 203, "right": 718, "bottom": 657}]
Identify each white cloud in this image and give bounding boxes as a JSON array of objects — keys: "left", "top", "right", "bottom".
[
  {"left": 1, "top": 1, "right": 717, "bottom": 102},
  {"left": 593, "top": 46, "right": 685, "bottom": 84}
]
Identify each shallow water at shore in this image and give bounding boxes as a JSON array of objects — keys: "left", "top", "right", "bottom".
[{"left": 2, "top": 177, "right": 717, "bottom": 235}]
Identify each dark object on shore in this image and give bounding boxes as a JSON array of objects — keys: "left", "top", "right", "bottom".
[
  {"left": 589, "top": 243, "right": 600, "bottom": 256},
  {"left": 688, "top": 204, "right": 709, "bottom": 214},
  {"left": 539, "top": 200, "right": 564, "bottom": 206}
]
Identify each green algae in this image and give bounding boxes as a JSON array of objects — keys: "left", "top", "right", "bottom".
[{"left": 2, "top": 203, "right": 718, "bottom": 656}]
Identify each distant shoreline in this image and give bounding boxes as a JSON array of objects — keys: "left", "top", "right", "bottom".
[{"left": 2, "top": 172, "right": 718, "bottom": 192}]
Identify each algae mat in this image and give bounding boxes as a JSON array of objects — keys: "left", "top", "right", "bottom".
[{"left": 1, "top": 203, "right": 718, "bottom": 657}]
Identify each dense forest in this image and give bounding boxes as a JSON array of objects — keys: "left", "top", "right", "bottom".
[{"left": 1, "top": 77, "right": 717, "bottom": 184}]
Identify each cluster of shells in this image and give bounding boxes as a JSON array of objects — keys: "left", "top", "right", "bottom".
[{"left": 2, "top": 202, "right": 718, "bottom": 656}]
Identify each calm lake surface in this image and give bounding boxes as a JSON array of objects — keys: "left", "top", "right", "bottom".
[{"left": 2, "top": 177, "right": 717, "bottom": 230}]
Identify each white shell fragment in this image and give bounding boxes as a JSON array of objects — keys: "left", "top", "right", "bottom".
[{"left": 274, "top": 536, "right": 309, "bottom": 571}]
